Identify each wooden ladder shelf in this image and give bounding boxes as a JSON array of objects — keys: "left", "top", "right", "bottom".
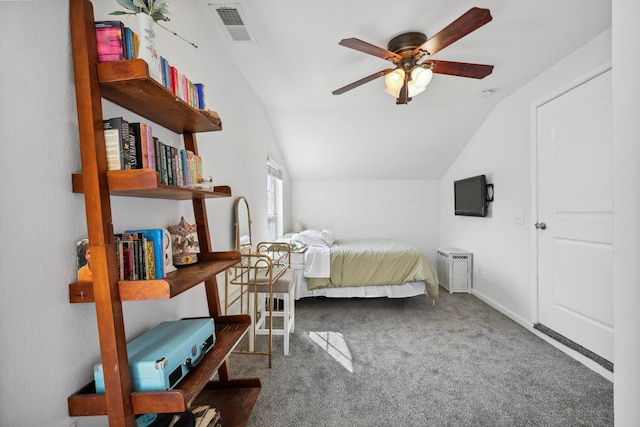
[{"left": 67, "top": 1, "right": 260, "bottom": 425}]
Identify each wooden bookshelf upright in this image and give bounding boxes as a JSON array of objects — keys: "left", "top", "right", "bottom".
[{"left": 67, "top": 1, "right": 260, "bottom": 426}]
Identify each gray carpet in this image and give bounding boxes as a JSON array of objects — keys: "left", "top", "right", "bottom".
[{"left": 228, "top": 290, "right": 613, "bottom": 427}]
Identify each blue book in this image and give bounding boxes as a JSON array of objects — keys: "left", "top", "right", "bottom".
[
  {"left": 195, "top": 83, "right": 205, "bottom": 109},
  {"left": 124, "top": 27, "right": 135, "bottom": 59},
  {"left": 124, "top": 228, "right": 165, "bottom": 279},
  {"left": 160, "top": 56, "right": 171, "bottom": 90}
]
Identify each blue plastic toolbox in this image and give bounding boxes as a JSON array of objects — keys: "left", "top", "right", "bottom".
[{"left": 94, "top": 318, "right": 216, "bottom": 393}]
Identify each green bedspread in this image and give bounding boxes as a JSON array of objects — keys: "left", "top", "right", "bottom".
[{"left": 306, "top": 239, "right": 439, "bottom": 299}]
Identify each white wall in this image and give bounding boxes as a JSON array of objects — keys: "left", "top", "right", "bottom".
[
  {"left": 440, "top": 30, "right": 612, "bottom": 324},
  {"left": 0, "top": 1, "right": 286, "bottom": 426},
  {"left": 292, "top": 180, "right": 440, "bottom": 258},
  {"left": 438, "top": 2, "right": 640, "bottom": 420},
  {"left": 440, "top": 11, "right": 640, "bottom": 421}
]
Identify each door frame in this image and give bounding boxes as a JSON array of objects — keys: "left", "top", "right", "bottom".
[{"left": 528, "top": 62, "right": 612, "bottom": 377}]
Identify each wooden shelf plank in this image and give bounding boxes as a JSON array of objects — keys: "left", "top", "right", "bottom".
[
  {"left": 97, "top": 60, "right": 221, "bottom": 134},
  {"left": 70, "top": 252, "right": 240, "bottom": 303},
  {"left": 72, "top": 170, "right": 232, "bottom": 200},
  {"left": 68, "top": 317, "right": 256, "bottom": 417}
]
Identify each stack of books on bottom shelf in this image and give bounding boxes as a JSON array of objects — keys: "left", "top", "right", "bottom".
[
  {"left": 134, "top": 406, "right": 220, "bottom": 427},
  {"left": 191, "top": 405, "right": 222, "bottom": 427}
]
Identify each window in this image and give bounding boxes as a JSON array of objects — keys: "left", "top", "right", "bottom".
[{"left": 267, "top": 159, "right": 283, "bottom": 241}]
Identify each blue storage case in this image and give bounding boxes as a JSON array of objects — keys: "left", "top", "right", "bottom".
[{"left": 94, "top": 318, "right": 216, "bottom": 393}]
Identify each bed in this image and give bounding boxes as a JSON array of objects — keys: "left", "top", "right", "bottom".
[{"left": 287, "top": 230, "right": 439, "bottom": 300}]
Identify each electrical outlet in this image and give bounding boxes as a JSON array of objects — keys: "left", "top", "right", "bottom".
[{"left": 514, "top": 212, "right": 524, "bottom": 225}]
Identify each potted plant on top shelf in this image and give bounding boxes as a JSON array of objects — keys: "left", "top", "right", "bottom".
[
  {"left": 110, "top": 0, "right": 196, "bottom": 82},
  {"left": 111, "top": 0, "right": 171, "bottom": 23},
  {"left": 111, "top": 0, "right": 196, "bottom": 59}
]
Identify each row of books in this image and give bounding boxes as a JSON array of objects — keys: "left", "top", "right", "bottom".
[
  {"left": 103, "top": 117, "right": 204, "bottom": 188},
  {"left": 134, "top": 404, "right": 220, "bottom": 427},
  {"left": 95, "top": 20, "right": 206, "bottom": 109},
  {"left": 95, "top": 20, "right": 138, "bottom": 62},
  {"left": 77, "top": 229, "right": 174, "bottom": 283},
  {"left": 160, "top": 56, "right": 206, "bottom": 110},
  {"left": 115, "top": 231, "right": 158, "bottom": 281}
]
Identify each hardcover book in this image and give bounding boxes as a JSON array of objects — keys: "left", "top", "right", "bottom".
[
  {"left": 129, "top": 122, "right": 149, "bottom": 169},
  {"left": 181, "top": 149, "right": 190, "bottom": 186},
  {"left": 155, "top": 138, "right": 169, "bottom": 185},
  {"left": 120, "top": 239, "right": 135, "bottom": 280},
  {"left": 95, "top": 21, "right": 125, "bottom": 63},
  {"left": 145, "top": 124, "right": 155, "bottom": 170},
  {"left": 123, "top": 26, "right": 139, "bottom": 60},
  {"left": 165, "top": 144, "right": 175, "bottom": 186},
  {"left": 144, "top": 239, "right": 155, "bottom": 280},
  {"left": 170, "top": 66, "right": 178, "bottom": 95},
  {"left": 175, "top": 146, "right": 184, "bottom": 187},
  {"left": 103, "top": 117, "right": 125, "bottom": 170},
  {"left": 195, "top": 83, "right": 205, "bottom": 109},
  {"left": 121, "top": 119, "right": 136, "bottom": 170},
  {"left": 160, "top": 56, "right": 171, "bottom": 90},
  {"left": 153, "top": 137, "right": 161, "bottom": 175}
]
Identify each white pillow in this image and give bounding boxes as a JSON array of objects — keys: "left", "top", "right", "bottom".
[
  {"left": 292, "top": 229, "right": 328, "bottom": 247},
  {"left": 320, "top": 229, "right": 335, "bottom": 246}
]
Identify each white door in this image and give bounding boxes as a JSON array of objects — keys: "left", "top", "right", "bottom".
[{"left": 536, "top": 69, "right": 613, "bottom": 363}]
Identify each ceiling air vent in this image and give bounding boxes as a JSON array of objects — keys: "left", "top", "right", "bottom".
[{"left": 209, "top": 3, "right": 255, "bottom": 42}]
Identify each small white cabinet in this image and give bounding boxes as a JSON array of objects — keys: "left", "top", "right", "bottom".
[{"left": 436, "top": 248, "right": 472, "bottom": 294}]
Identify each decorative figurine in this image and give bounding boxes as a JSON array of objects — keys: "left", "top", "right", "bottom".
[{"left": 167, "top": 217, "right": 199, "bottom": 265}]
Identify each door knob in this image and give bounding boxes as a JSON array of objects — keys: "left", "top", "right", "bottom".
[{"left": 535, "top": 222, "right": 547, "bottom": 230}]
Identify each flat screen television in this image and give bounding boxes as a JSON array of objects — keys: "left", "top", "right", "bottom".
[{"left": 454, "top": 175, "right": 488, "bottom": 217}]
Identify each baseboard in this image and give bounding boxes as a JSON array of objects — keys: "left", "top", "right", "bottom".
[
  {"left": 470, "top": 289, "right": 531, "bottom": 328},
  {"left": 471, "top": 289, "right": 614, "bottom": 382}
]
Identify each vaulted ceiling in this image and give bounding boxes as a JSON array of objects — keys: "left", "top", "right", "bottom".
[{"left": 202, "top": 0, "right": 611, "bottom": 180}]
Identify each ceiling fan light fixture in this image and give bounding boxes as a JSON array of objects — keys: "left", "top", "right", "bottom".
[
  {"left": 407, "top": 80, "right": 426, "bottom": 98},
  {"left": 411, "top": 67, "right": 433, "bottom": 89},
  {"left": 384, "top": 69, "right": 405, "bottom": 91}
]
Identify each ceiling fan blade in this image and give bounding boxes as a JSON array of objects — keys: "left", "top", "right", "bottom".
[
  {"left": 427, "top": 60, "right": 494, "bottom": 79},
  {"left": 413, "top": 7, "right": 492, "bottom": 57},
  {"left": 332, "top": 68, "right": 394, "bottom": 95},
  {"left": 339, "top": 38, "right": 403, "bottom": 63}
]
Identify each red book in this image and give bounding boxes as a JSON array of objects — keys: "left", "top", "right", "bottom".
[
  {"left": 170, "top": 66, "right": 179, "bottom": 95},
  {"left": 95, "top": 21, "right": 125, "bottom": 63}
]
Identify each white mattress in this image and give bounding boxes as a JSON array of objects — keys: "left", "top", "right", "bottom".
[{"left": 295, "top": 276, "right": 426, "bottom": 299}]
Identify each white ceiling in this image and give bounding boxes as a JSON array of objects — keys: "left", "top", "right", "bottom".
[{"left": 202, "top": 0, "right": 611, "bottom": 180}]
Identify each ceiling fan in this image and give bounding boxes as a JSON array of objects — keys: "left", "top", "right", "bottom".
[{"left": 332, "top": 7, "right": 494, "bottom": 105}]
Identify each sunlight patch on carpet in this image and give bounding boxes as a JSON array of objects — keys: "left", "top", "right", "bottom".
[{"left": 309, "top": 331, "right": 353, "bottom": 372}]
